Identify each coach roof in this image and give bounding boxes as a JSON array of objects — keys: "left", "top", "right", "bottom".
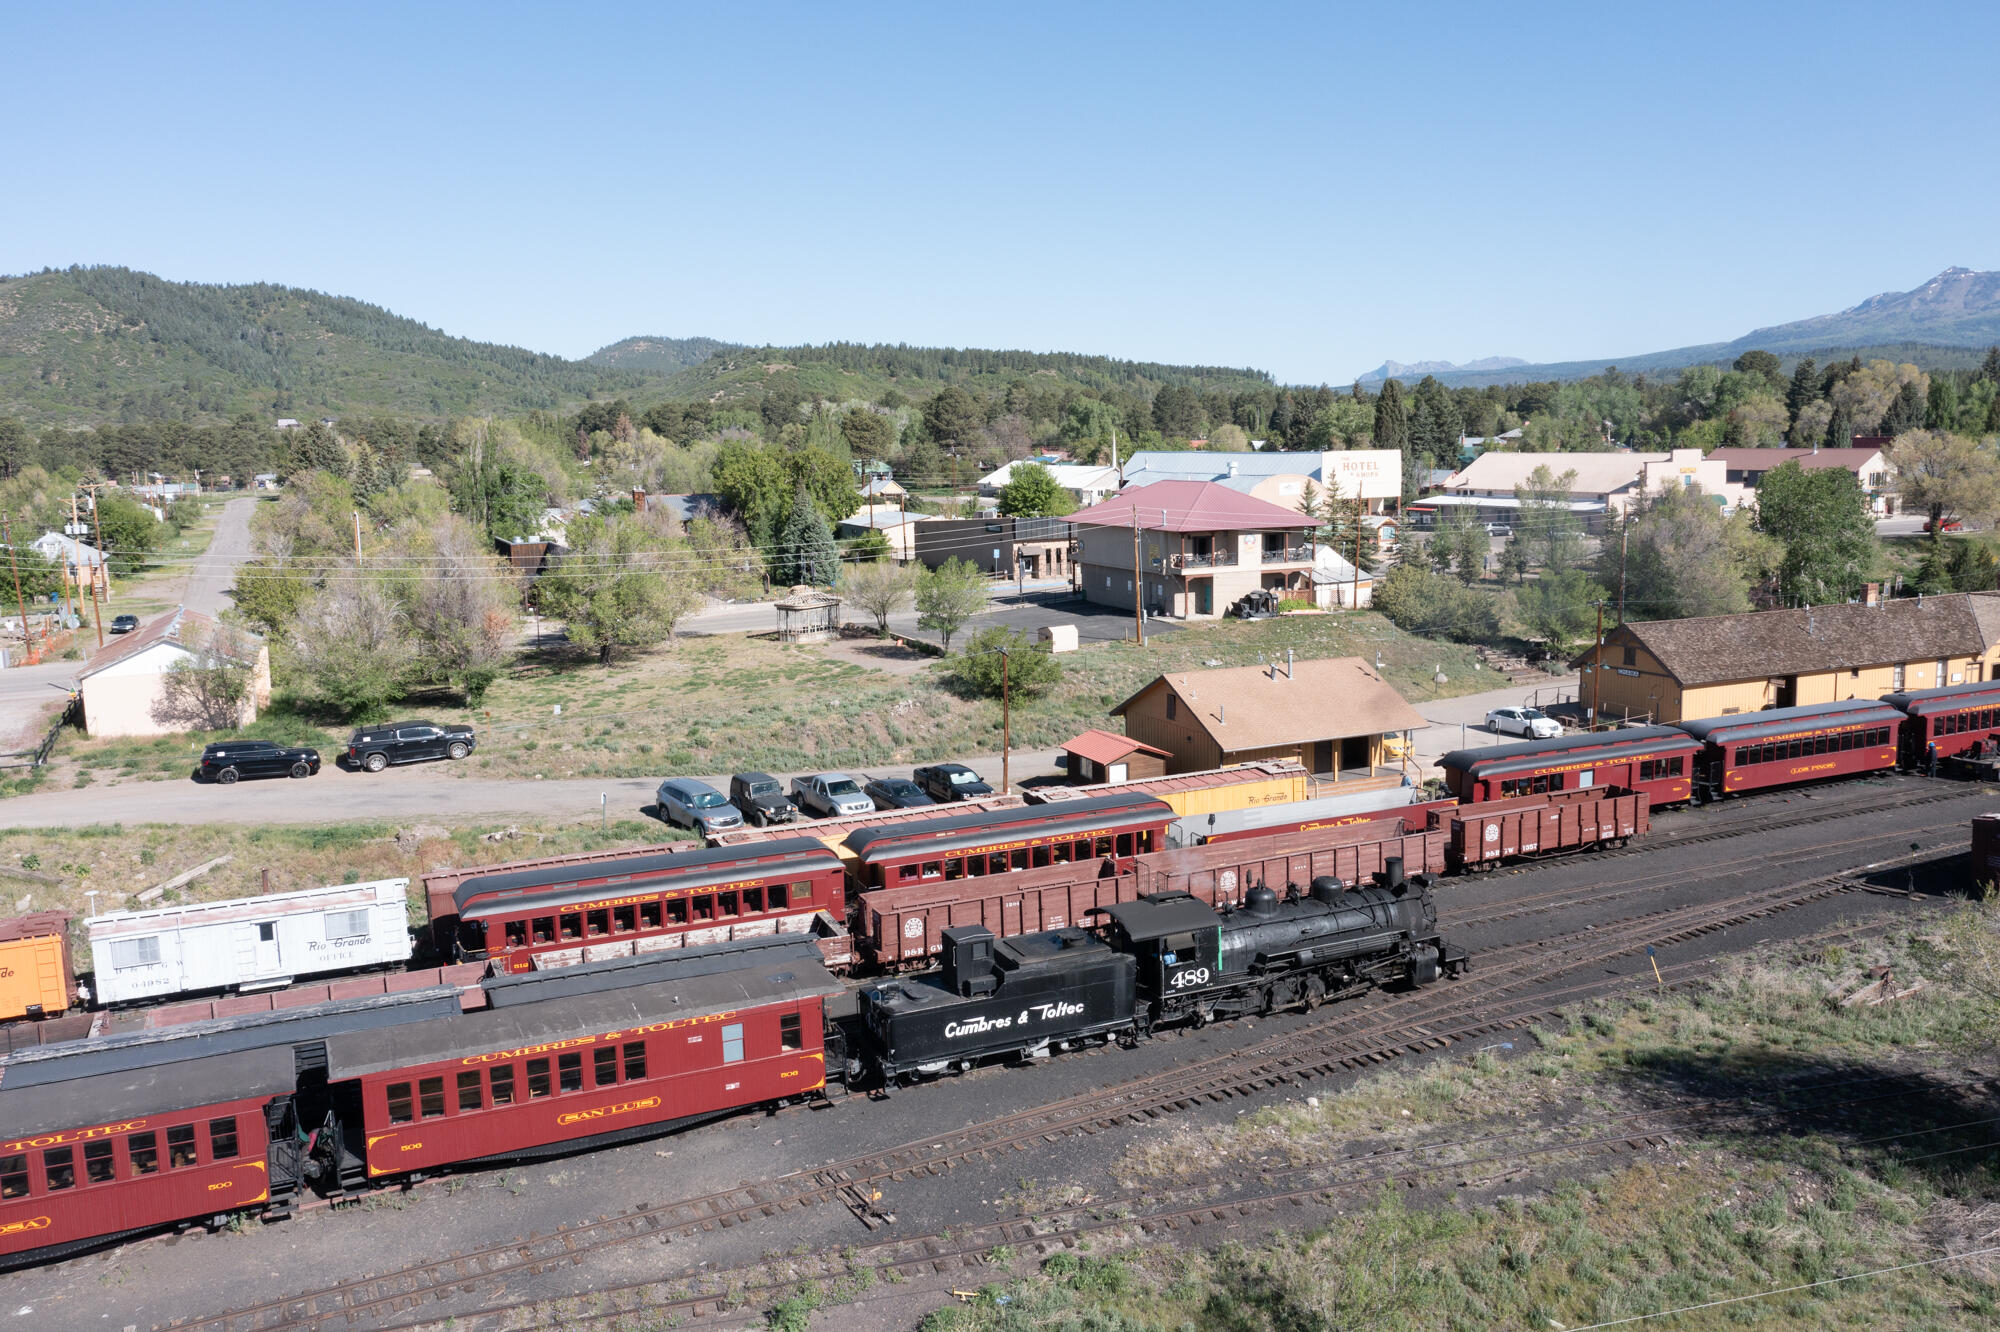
[
  {"left": 843, "top": 793, "right": 1170, "bottom": 859},
  {"left": 1676, "top": 699, "right": 1903, "bottom": 743},
  {"left": 1437, "top": 726, "right": 1693, "bottom": 775},
  {"left": 451, "top": 837, "right": 834, "bottom": 915},
  {"left": 1884, "top": 678, "right": 2000, "bottom": 714}
]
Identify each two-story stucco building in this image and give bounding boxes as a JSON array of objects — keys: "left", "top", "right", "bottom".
[
  {"left": 1063, "top": 481, "right": 1316, "bottom": 619},
  {"left": 1574, "top": 590, "right": 2000, "bottom": 724}
]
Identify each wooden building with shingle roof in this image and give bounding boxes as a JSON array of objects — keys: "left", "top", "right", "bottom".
[{"left": 1573, "top": 591, "right": 2000, "bottom": 724}]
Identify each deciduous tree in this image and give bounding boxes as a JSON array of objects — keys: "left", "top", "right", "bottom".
[
  {"left": 951, "top": 626, "right": 1061, "bottom": 698},
  {"left": 535, "top": 514, "right": 701, "bottom": 665},
  {"left": 1513, "top": 568, "right": 1605, "bottom": 656},
  {"left": 1608, "top": 484, "right": 1760, "bottom": 620},
  {"left": 915, "top": 557, "right": 986, "bottom": 651},
  {"left": 150, "top": 639, "right": 254, "bottom": 732},
  {"left": 996, "top": 463, "right": 1070, "bottom": 518},
  {"left": 1755, "top": 462, "right": 1877, "bottom": 604},
  {"left": 842, "top": 560, "right": 917, "bottom": 635},
  {"left": 1893, "top": 430, "right": 2000, "bottom": 530},
  {"left": 285, "top": 572, "right": 415, "bottom": 718}
]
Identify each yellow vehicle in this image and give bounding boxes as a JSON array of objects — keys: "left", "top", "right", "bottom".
[{"left": 0, "top": 912, "right": 74, "bottom": 1021}]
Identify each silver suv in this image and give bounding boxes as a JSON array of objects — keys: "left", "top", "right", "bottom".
[{"left": 655, "top": 777, "right": 744, "bottom": 833}]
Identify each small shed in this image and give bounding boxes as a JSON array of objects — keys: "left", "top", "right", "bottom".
[
  {"left": 775, "top": 588, "right": 842, "bottom": 643},
  {"left": 1059, "top": 729, "right": 1171, "bottom": 784},
  {"left": 1038, "top": 624, "right": 1079, "bottom": 653}
]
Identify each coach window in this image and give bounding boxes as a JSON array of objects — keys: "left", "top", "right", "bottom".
[
  {"left": 527, "top": 1058, "right": 552, "bottom": 1098},
  {"left": 84, "top": 1141, "right": 114, "bottom": 1184},
  {"left": 781, "top": 1013, "right": 803, "bottom": 1051},
  {"left": 558, "top": 1052, "right": 584, "bottom": 1092},
  {"left": 0, "top": 1155, "right": 24, "bottom": 1199},
  {"left": 1115, "top": 832, "right": 1135, "bottom": 857},
  {"left": 587, "top": 909, "right": 610, "bottom": 937},
  {"left": 129, "top": 1132, "right": 159, "bottom": 1176},
  {"left": 167, "top": 1125, "right": 198, "bottom": 1168},
  {"left": 419, "top": 1077, "right": 446, "bottom": 1119},
  {"left": 623, "top": 1041, "right": 648, "bottom": 1081},
  {"left": 505, "top": 920, "right": 528, "bottom": 948},
  {"left": 944, "top": 857, "right": 966, "bottom": 880},
  {"left": 773, "top": 883, "right": 796, "bottom": 910},
  {"left": 722, "top": 1023, "right": 745, "bottom": 1063},
  {"left": 43, "top": 1147, "right": 74, "bottom": 1192},
  {"left": 921, "top": 860, "right": 943, "bottom": 880},
  {"left": 207, "top": 1117, "right": 238, "bottom": 1160},
  {"left": 1139, "top": 830, "right": 1156, "bottom": 852},
  {"left": 387, "top": 1081, "right": 415, "bottom": 1123},
  {"left": 1007, "top": 848, "right": 1028, "bottom": 871},
  {"left": 691, "top": 894, "right": 715, "bottom": 922},
  {"left": 718, "top": 890, "right": 740, "bottom": 918},
  {"left": 1031, "top": 844, "right": 1051, "bottom": 868},
  {"left": 458, "top": 1071, "right": 484, "bottom": 1112},
  {"left": 594, "top": 1046, "right": 618, "bottom": 1087},
  {"left": 666, "top": 897, "right": 689, "bottom": 924},
  {"left": 612, "top": 904, "right": 637, "bottom": 931},
  {"left": 532, "top": 915, "right": 556, "bottom": 944},
  {"left": 490, "top": 1065, "right": 516, "bottom": 1105},
  {"left": 560, "top": 912, "right": 583, "bottom": 941},
  {"left": 1050, "top": 841, "right": 1072, "bottom": 865},
  {"left": 640, "top": 901, "right": 663, "bottom": 929},
  {"left": 743, "top": 886, "right": 764, "bottom": 913}
]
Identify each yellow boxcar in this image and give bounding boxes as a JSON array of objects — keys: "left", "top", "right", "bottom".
[
  {"left": 0, "top": 922, "right": 73, "bottom": 1021},
  {"left": 1029, "top": 760, "right": 1312, "bottom": 818}
]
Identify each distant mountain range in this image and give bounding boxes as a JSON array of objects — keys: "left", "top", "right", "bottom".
[
  {"left": 1364, "top": 267, "right": 2000, "bottom": 387},
  {"left": 1355, "top": 356, "right": 1528, "bottom": 383}
]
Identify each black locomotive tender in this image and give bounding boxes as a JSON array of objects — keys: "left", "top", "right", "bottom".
[{"left": 857, "top": 857, "right": 1464, "bottom": 1084}]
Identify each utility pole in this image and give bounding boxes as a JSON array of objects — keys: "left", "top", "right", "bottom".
[
  {"left": 1000, "top": 648, "right": 1011, "bottom": 794},
  {"left": 2, "top": 515, "right": 29, "bottom": 662},
  {"left": 353, "top": 511, "right": 363, "bottom": 561},
  {"left": 1617, "top": 511, "right": 1630, "bottom": 624},
  {"left": 73, "top": 488, "right": 106, "bottom": 648},
  {"left": 1590, "top": 601, "right": 1605, "bottom": 730},
  {"left": 1131, "top": 509, "right": 1145, "bottom": 645},
  {"left": 1353, "top": 493, "right": 1365, "bottom": 610}
]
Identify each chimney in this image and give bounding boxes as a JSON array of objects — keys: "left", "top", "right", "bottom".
[
  {"left": 1808, "top": 607, "right": 1814, "bottom": 635},
  {"left": 632, "top": 487, "right": 646, "bottom": 508},
  {"left": 1227, "top": 460, "right": 1239, "bottom": 477},
  {"left": 1219, "top": 703, "right": 1225, "bottom": 725}
]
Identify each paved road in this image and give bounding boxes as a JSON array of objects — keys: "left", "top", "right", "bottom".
[
  {"left": 678, "top": 577, "right": 1081, "bottom": 641},
  {"left": 181, "top": 495, "right": 258, "bottom": 618}
]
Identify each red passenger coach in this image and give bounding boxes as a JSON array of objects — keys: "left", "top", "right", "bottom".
[
  {"left": 438, "top": 840, "right": 849, "bottom": 972},
  {"left": 1438, "top": 727, "right": 1698, "bottom": 807},
  {"left": 322, "top": 938, "right": 842, "bottom": 1180},
  {"left": 1886, "top": 679, "right": 2000, "bottom": 769},
  {"left": 843, "top": 794, "right": 1174, "bottom": 891},
  {"left": 1678, "top": 699, "right": 1902, "bottom": 801}
]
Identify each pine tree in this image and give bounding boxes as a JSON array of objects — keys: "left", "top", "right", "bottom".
[
  {"left": 1881, "top": 381, "right": 1928, "bottom": 436},
  {"left": 1824, "top": 401, "right": 1855, "bottom": 449},
  {"left": 1981, "top": 346, "right": 2000, "bottom": 384},
  {"left": 776, "top": 487, "right": 839, "bottom": 587},
  {"left": 1373, "top": 379, "right": 1410, "bottom": 453},
  {"left": 1785, "top": 357, "right": 1819, "bottom": 428},
  {"left": 1927, "top": 378, "right": 1959, "bottom": 432}
]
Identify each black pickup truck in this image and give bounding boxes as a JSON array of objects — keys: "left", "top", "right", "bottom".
[{"left": 347, "top": 720, "right": 477, "bottom": 772}]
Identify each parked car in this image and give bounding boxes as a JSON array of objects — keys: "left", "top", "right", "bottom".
[
  {"left": 347, "top": 720, "right": 477, "bottom": 772},
  {"left": 1485, "top": 706, "right": 1562, "bottom": 739},
  {"left": 729, "top": 772, "right": 799, "bottom": 827},
  {"left": 109, "top": 614, "right": 139, "bottom": 635},
  {"left": 864, "top": 776, "right": 936, "bottom": 811},
  {"left": 791, "top": 772, "right": 875, "bottom": 818},
  {"left": 1926, "top": 518, "right": 1965, "bottom": 534},
  {"left": 655, "top": 777, "right": 745, "bottom": 833},
  {"left": 913, "top": 762, "right": 994, "bottom": 802},
  {"left": 1484, "top": 523, "right": 1513, "bottom": 538},
  {"left": 199, "top": 740, "right": 320, "bottom": 784}
]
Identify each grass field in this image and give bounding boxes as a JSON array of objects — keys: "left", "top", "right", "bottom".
[
  {"left": 49, "top": 611, "right": 1506, "bottom": 787},
  {"left": 914, "top": 916, "right": 2000, "bottom": 1332}
]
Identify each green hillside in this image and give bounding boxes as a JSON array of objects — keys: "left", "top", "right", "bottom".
[
  {"left": 0, "top": 266, "right": 647, "bottom": 426},
  {"left": 644, "top": 341, "right": 1276, "bottom": 410},
  {"left": 587, "top": 335, "right": 741, "bottom": 374}
]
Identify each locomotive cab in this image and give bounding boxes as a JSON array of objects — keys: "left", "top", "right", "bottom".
[{"left": 1098, "top": 893, "right": 1224, "bottom": 1001}]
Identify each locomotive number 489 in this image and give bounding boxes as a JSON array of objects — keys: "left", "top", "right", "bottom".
[{"left": 1168, "top": 967, "right": 1211, "bottom": 989}]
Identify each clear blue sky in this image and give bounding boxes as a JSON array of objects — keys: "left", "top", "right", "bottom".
[{"left": 7, "top": 2, "right": 1998, "bottom": 385}]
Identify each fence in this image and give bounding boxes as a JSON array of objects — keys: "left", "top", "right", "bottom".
[{"left": 1, "top": 693, "right": 79, "bottom": 770}]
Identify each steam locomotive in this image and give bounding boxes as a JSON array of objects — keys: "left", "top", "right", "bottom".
[{"left": 855, "top": 858, "right": 1465, "bottom": 1084}]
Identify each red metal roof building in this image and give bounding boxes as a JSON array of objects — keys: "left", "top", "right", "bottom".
[
  {"left": 1063, "top": 480, "right": 1316, "bottom": 620},
  {"left": 1057, "top": 728, "right": 1171, "bottom": 783}
]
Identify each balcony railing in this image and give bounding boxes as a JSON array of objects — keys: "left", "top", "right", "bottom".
[
  {"left": 1170, "top": 550, "right": 1237, "bottom": 570},
  {"left": 1260, "top": 544, "right": 1314, "bottom": 564}
]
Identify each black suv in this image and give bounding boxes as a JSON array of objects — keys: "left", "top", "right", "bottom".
[
  {"left": 347, "top": 720, "right": 477, "bottom": 772},
  {"left": 200, "top": 740, "right": 320, "bottom": 784},
  {"left": 913, "top": 762, "right": 994, "bottom": 802},
  {"left": 729, "top": 772, "right": 799, "bottom": 827}
]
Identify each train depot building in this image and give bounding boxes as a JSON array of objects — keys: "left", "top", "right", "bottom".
[
  {"left": 1575, "top": 591, "right": 2000, "bottom": 724},
  {"left": 1110, "top": 656, "right": 1424, "bottom": 781}
]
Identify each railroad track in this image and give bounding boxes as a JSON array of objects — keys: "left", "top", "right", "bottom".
[
  {"left": 1442, "top": 813, "right": 1964, "bottom": 930},
  {"left": 1597, "top": 776, "right": 1987, "bottom": 859},
  {"left": 160, "top": 866, "right": 1914, "bottom": 1332},
  {"left": 393, "top": 968, "right": 1998, "bottom": 1332}
]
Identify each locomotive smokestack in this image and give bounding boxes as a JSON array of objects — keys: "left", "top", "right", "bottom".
[{"left": 1381, "top": 856, "right": 1405, "bottom": 894}]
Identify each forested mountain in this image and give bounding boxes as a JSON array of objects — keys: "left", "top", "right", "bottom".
[
  {"left": 587, "top": 335, "right": 741, "bottom": 373},
  {"left": 0, "top": 266, "right": 647, "bottom": 425},
  {"left": 1377, "top": 268, "right": 2000, "bottom": 388}
]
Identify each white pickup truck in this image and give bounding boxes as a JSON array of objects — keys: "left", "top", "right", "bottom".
[{"left": 791, "top": 771, "right": 875, "bottom": 818}]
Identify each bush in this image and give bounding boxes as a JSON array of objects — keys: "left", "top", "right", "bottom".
[
  {"left": 951, "top": 627, "right": 1062, "bottom": 698},
  {"left": 1374, "top": 561, "right": 1498, "bottom": 643}
]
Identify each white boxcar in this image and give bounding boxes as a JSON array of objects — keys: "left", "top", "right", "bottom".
[{"left": 87, "top": 879, "right": 413, "bottom": 1005}]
